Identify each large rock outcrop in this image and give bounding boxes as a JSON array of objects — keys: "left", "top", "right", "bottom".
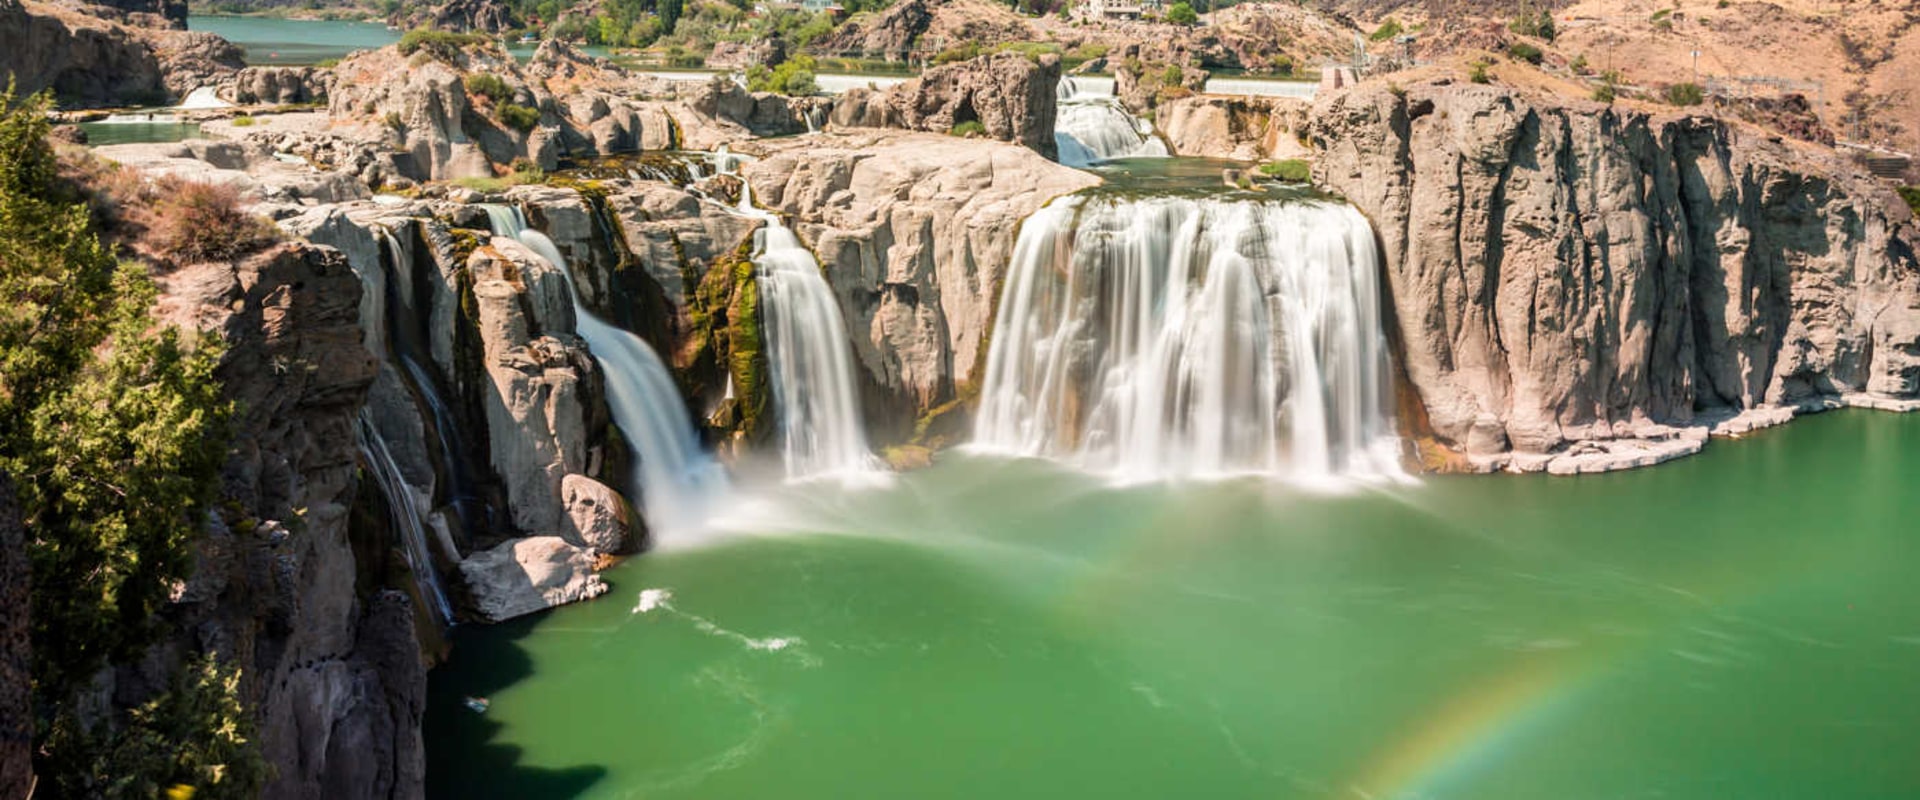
[
  {"left": 741, "top": 131, "right": 1098, "bottom": 439},
  {"left": 1158, "top": 94, "right": 1309, "bottom": 161},
  {"left": 150, "top": 242, "right": 425, "bottom": 800},
  {"left": 830, "top": 52, "right": 1061, "bottom": 159},
  {"left": 0, "top": 0, "right": 240, "bottom": 107},
  {"left": 227, "top": 65, "right": 334, "bottom": 105},
  {"left": 1311, "top": 80, "right": 1920, "bottom": 473}
]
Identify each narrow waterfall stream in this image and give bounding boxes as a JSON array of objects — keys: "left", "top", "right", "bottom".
[
  {"left": 481, "top": 205, "right": 729, "bottom": 532},
  {"left": 1054, "top": 77, "right": 1170, "bottom": 168},
  {"left": 731, "top": 182, "right": 881, "bottom": 481},
  {"left": 356, "top": 412, "right": 455, "bottom": 625},
  {"left": 974, "top": 192, "right": 1404, "bottom": 483}
]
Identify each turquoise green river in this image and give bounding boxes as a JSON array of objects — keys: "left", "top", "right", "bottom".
[{"left": 426, "top": 410, "right": 1920, "bottom": 799}]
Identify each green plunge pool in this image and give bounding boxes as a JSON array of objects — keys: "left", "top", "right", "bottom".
[{"left": 426, "top": 410, "right": 1920, "bottom": 799}]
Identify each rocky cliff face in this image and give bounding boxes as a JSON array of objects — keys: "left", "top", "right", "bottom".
[
  {"left": 1311, "top": 80, "right": 1920, "bottom": 473},
  {"left": 150, "top": 242, "right": 424, "bottom": 799},
  {"left": 741, "top": 131, "right": 1097, "bottom": 440},
  {"left": 830, "top": 52, "right": 1061, "bottom": 159},
  {"left": 0, "top": 0, "right": 239, "bottom": 107}
]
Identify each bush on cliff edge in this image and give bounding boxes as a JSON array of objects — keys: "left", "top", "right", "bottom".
[{"left": 0, "top": 85, "right": 260, "bottom": 799}]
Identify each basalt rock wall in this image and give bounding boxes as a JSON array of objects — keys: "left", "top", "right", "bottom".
[{"left": 1311, "top": 81, "right": 1920, "bottom": 472}]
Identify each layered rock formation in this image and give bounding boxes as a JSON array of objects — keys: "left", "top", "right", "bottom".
[
  {"left": 742, "top": 131, "right": 1098, "bottom": 438},
  {"left": 829, "top": 52, "right": 1061, "bottom": 158},
  {"left": 149, "top": 242, "right": 424, "bottom": 799},
  {"left": 1311, "top": 80, "right": 1920, "bottom": 473}
]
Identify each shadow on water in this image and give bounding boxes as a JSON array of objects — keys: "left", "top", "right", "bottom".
[{"left": 425, "top": 611, "right": 608, "bottom": 799}]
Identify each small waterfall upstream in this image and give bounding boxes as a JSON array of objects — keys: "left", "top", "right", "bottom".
[
  {"left": 731, "top": 182, "right": 880, "bottom": 481},
  {"left": 973, "top": 194, "right": 1404, "bottom": 483},
  {"left": 1055, "top": 77, "right": 1170, "bottom": 168},
  {"left": 357, "top": 412, "right": 455, "bottom": 625},
  {"left": 481, "top": 205, "right": 728, "bottom": 531}
]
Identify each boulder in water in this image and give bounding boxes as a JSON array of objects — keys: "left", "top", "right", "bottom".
[{"left": 458, "top": 536, "right": 608, "bottom": 622}]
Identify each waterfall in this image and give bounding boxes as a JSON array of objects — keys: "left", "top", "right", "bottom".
[
  {"left": 973, "top": 193, "right": 1404, "bottom": 483},
  {"left": 1055, "top": 78, "right": 1169, "bottom": 168},
  {"left": 732, "top": 183, "right": 880, "bottom": 481},
  {"left": 481, "top": 205, "right": 729, "bottom": 532},
  {"left": 357, "top": 412, "right": 455, "bottom": 625}
]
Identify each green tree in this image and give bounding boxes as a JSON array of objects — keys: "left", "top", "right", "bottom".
[
  {"left": 0, "top": 85, "right": 246, "bottom": 795},
  {"left": 1165, "top": 1, "right": 1197, "bottom": 25}
]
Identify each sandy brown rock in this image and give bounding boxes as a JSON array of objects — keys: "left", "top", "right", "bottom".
[{"left": 1158, "top": 94, "right": 1310, "bottom": 161}]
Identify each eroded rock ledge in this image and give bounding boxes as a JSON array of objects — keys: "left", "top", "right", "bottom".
[{"left": 1311, "top": 79, "right": 1920, "bottom": 474}]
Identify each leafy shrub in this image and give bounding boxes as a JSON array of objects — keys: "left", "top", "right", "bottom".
[
  {"left": 933, "top": 41, "right": 983, "bottom": 65},
  {"left": 383, "top": 111, "right": 405, "bottom": 131},
  {"left": 42, "top": 658, "right": 268, "bottom": 800},
  {"left": 1901, "top": 186, "right": 1920, "bottom": 217},
  {"left": 1271, "top": 54, "right": 1295, "bottom": 75},
  {"left": 1165, "top": 1, "right": 1197, "bottom": 25},
  {"left": 950, "top": 120, "right": 987, "bottom": 137},
  {"left": 1664, "top": 82, "right": 1705, "bottom": 106},
  {"left": 1370, "top": 18, "right": 1403, "bottom": 42},
  {"left": 149, "top": 178, "right": 276, "bottom": 263},
  {"left": 1071, "top": 43, "right": 1109, "bottom": 61},
  {"left": 1162, "top": 63, "right": 1184, "bottom": 85},
  {"left": 1468, "top": 58, "right": 1493, "bottom": 84},
  {"left": 464, "top": 73, "right": 513, "bottom": 105},
  {"left": 1507, "top": 42, "right": 1543, "bottom": 64},
  {"left": 314, "top": 57, "right": 341, "bottom": 68},
  {"left": 1509, "top": 9, "right": 1556, "bottom": 41},
  {"left": 229, "top": 115, "right": 256, "bottom": 127},
  {"left": 1593, "top": 70, "right": 1622, "bottom": 103},
  {"left": 747, "top": 55, "right": 819, "bottom": 97},
  {"left": 997, "top": 41, "right": 1062, "bottom": 62},
  {"left": 1570, "top": 54, "right": 1590, "bottom": 74},
  {"left": 397, "top": 29, "right": 490, "bottom": 61},
  {"left": 2, "top": 86, "right": 244, "bottom": 795},
  {"left": 497, "top": 102, "right": 541, "bottom": 132},
  {"left": 1259, "top": 159, "right": 1310, "bottom": 182}
]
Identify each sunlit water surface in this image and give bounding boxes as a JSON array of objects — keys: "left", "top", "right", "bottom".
[{"left": 427, "top": 410, "right": 1920, "bottom": 799}]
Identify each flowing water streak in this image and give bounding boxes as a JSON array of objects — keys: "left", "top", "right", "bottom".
[
  {"left": 974, "top": 193, "right": 1404, "bottom": 483},
  {"left": 356, "top": 412, "right": 455, "bottom": 625},
  {"left": 1054, "top": 77, "right": 1170, "bottom": 168},
  {"left": 480, "top": 205, "right": 729, "bottom": 531},
  {"left": 732, "top": 182, "right": 881, "bottom": 481}
]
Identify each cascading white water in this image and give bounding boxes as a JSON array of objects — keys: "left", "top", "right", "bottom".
[
  {"left": 357, "top": 412, "right": 455, "bottom": 624},
  {"left": 1054, "top": 77, "right": 1170, "bottom": 168},
  {"left": 481, "top": 205, "right": 729, "bottom": 531},
  {"left": 973, "top": 193, "right": 1404, "bottom": 483},
  {"left": 731, "top": 183, "right": 880, "bottom": 481}
]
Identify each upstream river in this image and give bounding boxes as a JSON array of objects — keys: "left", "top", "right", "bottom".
[{"left": 425, "top": 409, "right": 1920, "bottom": 799}]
